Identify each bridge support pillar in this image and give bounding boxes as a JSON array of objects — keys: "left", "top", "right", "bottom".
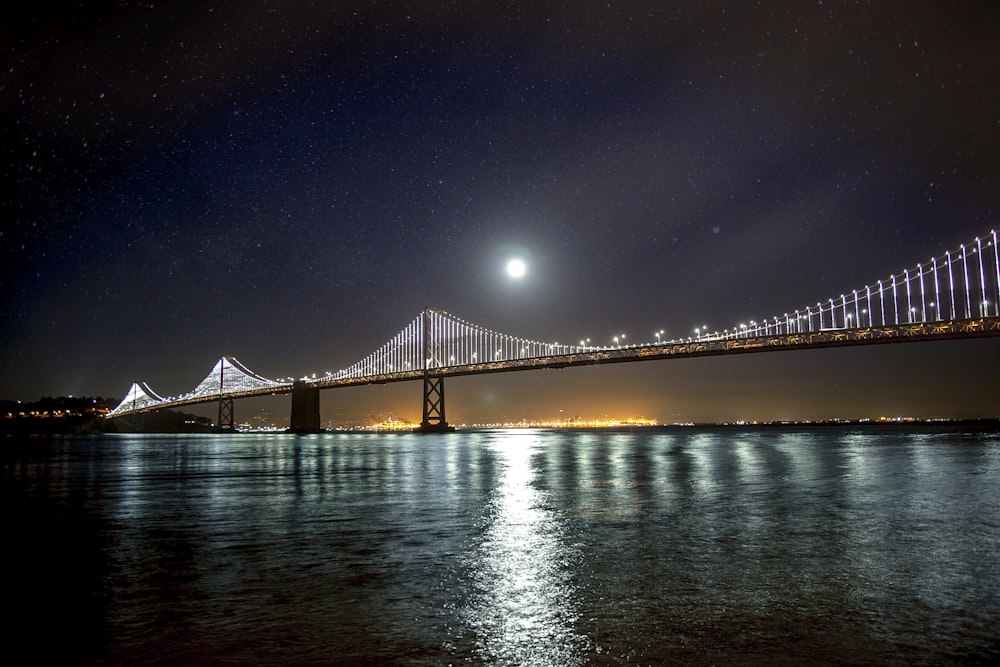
[
  {"left": 217, "top": 397, "right": 235, "bottom": 431},
  {"left": 289, "top": 381, "right": 322, "bottom": 433},
  {"left": 417, "top": 375, "right": 455, "bottom": 433}
]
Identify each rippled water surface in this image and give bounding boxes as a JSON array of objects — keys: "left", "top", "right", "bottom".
[{"left": 5, "top": 427, "right": 1000, "bottom": 665}]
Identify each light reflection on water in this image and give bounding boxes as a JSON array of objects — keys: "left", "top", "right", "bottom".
[
  {"left": 4, "top": 427, "right": 1000, "bottom": 664},
  {"left": 462, "top": 431, "right": 589, "bottom": 665}
]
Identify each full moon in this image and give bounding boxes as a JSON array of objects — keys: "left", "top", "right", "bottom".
[{"left": 506, "top": 258, "right": 527, "bottom": 278}]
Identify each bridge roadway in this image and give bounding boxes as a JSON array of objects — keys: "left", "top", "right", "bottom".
[{"left": 124, "top": 316, "right": 1000, "bottom": 431}]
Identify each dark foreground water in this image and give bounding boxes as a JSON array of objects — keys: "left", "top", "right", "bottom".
[{"left": 4, "top": 427, "right": 1000, "bottom": 665}]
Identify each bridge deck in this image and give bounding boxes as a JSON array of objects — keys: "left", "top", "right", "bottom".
[
  {"left": 342, "top": 317, "right": 1000, "bottom": 383},
  {"left": 110, "top": 317, "right": 1000, "bottom": 416}
]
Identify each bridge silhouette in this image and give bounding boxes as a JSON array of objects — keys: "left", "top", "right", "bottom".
[{"left": 108, "top": 230, "right": 1000, "bottom": 432}]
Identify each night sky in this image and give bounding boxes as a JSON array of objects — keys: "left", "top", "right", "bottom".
[{"left": 4, "top": 1, "right": 1000, "bottom": 424}]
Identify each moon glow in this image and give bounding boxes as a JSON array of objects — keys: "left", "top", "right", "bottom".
[{"left": 506, "top": 258, "right": 527, "bottom": 278}]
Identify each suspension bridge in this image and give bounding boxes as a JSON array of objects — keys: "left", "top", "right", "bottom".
[{"left": 108, "top": 230, "right": 1000, "bottom": 432}]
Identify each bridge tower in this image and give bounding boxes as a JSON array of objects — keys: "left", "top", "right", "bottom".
[
  {"left": 217, "top": 360, "right": 235, "bottom": 430},
  {"left": 217, "top": 397, "right": 235, "bottom": 430},
  {"left": 418, "top": 308, "right": 455, "bottom": 433},
  {"left": 419, "top": 375, "right": 452, "bottom": 432}
]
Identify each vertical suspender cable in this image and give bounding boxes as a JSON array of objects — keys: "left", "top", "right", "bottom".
[
  {"left": 993, "top": 230, "right": 1000, "bottom": 316},
  {"left": 947, "top": 251, "right": 956, "bottom": 320},
  {"left": 977, "top": 237, "right": 987, "bottom": 316},
  {"left": 892, "top": 275, "right": 899, "bottom": 325},
  {"left": 932, "top": 258, "right": 941, "bottom": 321},
  {"left": 905, "top": 269, "right": 912, "bottom": 322},
  {"left": 962, "top": 245, "right": 971, "bottom": 318},
  {"left": 918, "top": 264, "right": 926, "bottom": 322}
]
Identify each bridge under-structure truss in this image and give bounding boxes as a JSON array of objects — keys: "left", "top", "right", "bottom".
[{"left": 107, "top": 230, "right": 1000, "bottom": 431}]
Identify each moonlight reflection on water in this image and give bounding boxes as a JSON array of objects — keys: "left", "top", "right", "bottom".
[
  {"left": 4, "top": 428, "right": 1000, "bottom": 664},
  {"left": 462, "top": 432, "right": 589, "bottom": 665}
]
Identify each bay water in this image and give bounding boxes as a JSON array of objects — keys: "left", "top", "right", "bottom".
[{"left": 5, "top": 426, "right": 1000, "bottom": 665}]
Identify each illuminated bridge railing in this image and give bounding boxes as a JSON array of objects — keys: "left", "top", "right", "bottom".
[
  {"left": 314, "top": 317, "right": 1000, "bottom": 383},
  {"left": 177, "top": 357, "right": 289, "bottom": 399},
  {"left": 305, "top": 230, "right": 999, "bottom": 376},
  {"left": 311, "top": 308, "right": 592, "bottom": 383},
  {"left": 106, "top": 357, "right": 292, "bottom": 418},
  {"left": 686, "top": 230, "right": 999, "bottom": 344},
  {"left": 108, "top": 381, "right": 167, "bottom": 416},
  {"left": 107, "top": 229, "right": 999, "bottom": 419}
]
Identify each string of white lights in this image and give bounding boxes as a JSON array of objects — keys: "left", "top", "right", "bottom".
[
  {"left": 706, "top": 229, "right": 999, "bottom": 341},
  {"left": 109, "top": 229, "right": 999, "bottom": 415}
]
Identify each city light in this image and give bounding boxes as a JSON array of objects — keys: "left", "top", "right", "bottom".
[{"left": 457, "top": 416, "right": 658, "bottom": 429}]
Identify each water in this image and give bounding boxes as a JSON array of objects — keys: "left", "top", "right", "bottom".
[{"left": 4, "top": 427, "right": 1000, "bottom": 665}]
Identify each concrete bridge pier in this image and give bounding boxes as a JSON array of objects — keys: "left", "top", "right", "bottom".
[{"left": 289, "top": 381, "right": 321, "bottom": 433}]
